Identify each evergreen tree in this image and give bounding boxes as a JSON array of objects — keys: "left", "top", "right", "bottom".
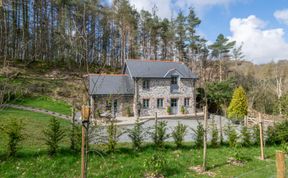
[
  {"left": 227, "top": 86, "right": 248, "bottom": 121},
  {"left": 43, "top": 117, "right": 65, "bottom": 156}
]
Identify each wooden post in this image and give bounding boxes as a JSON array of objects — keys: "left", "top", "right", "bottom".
[
  {"left": 259, "top": 113, "right": 265, "bottom": 160},
  {"left": 203, "top": 105, "right": 208, "bottom": 170},
  {"left": 276, "top": 151, "right": 286, "bottom": 178}
]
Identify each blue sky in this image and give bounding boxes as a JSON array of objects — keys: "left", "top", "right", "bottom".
[{"left": 107, "top": 0, "right": 288, "bottom": 64}]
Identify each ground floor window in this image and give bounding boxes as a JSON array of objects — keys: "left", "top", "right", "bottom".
[
  {"left": 184, "top": 98, "right": 190, "bottom": 107},
  {"left": 143, "top": 99, "right": 149, "bottom": 109},
  {"left": 157, "top": 98, "right": 164, "bottom": 108}
]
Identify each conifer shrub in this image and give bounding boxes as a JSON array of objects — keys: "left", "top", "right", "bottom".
[
  {"left": 252, "top": 125, "right": 260, "bottom": 145},
  {"left": 210, "top": 119, "right": 219, "bottom": 147},
  {"left": 127, "top": 118, "right": 146, "bottom": 150},
  {"left": 266, "top": 125, "right": 277, "bottom": 145},
  {"left": 240, "top": 126, "right": 251, "bottom": 147},
  {"left": 151, "top": 121, "right": 169, "bottom": 148},
  {"left": 180, "top": 106, "right": 185, "bottom": 114},
  {"left": 227, "top": 86, "right": 248, "bottom": 122},
  {"left": 43, "top": 117, "right": 65, "bottom": 156},
  {"left": 192, "top": 121, "right": 204, "bottom": 148},
  {"left": 70, "top": 123, "right": 82, "bottom": 152},
  {"left": 107, "top": 120, "right": 121, "bottom": 152},
  {"left": 225, "top": 124, "right": 238, "bottom": 147},
  {"left": 172, "top": 122, "right": 187, "bottom": 148},
  {"left": 0, "top": 119, "right": 24, "bottom": 157}
]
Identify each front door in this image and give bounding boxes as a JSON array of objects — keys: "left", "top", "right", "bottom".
[{"left": 171, "top": 99, "right": 178, "bottom": 115}]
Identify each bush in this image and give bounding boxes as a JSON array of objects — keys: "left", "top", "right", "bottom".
[
  {"left": 143, "top": 153, "right": 168, "bottom": 176},
  {"left": 0, "top": 119, "right": 24, "bottom": 157},
  {"left": 43, "top": 117, "right": 65, "bottom": 156},
  {"left": 172, "top": 122, "right": 187, "bottom": 148},
  {"left": 70, "top": 124, "right": 82, "bottom": 152},
  {"left": 180, "top": 106, "right": 185, "bottom": 114},
  {"left": 227, "top": 86, "right": 248, "bottom": 122},
  {"left": 166, "top": 106, "right": 171, "bottom": 115},
  {"left": 127, "top": 118, "right": 146, "bottom": 150},
  {"left": 106, "top": 120, "right": 122, "bottom": 152},
  {"left": 274, "top": 120, "right": 288, "bottom": 144},
  {"left": 281, "top": 142, "right": 288, "bottom": 154},
  {"left": 266, "top": 125, "right": 277, "bottom": 145},
  {"left": 225, "top": 124, "right": 238, "bottom": 147},
  {"left": 240, "top": 126, "right": 251, "bottom": 147},
  {"left": 252, "top": 125, "right": 260, "bottom": 145},
  {"left": 210, "top": 119, "right": 219, "bottom": 147},
  {"left": 192, "top": 121, "right": 204, "bottom": 148},
  {"left": 152, "top": 121, "right": 169, "bottom": 148},
  {"left": 126, "top": 107, "right": 132, "bottom": 117}
]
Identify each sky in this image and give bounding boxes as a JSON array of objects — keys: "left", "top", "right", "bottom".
[{"left": 107, "top": 0, "right": 288, "bottom": 64}]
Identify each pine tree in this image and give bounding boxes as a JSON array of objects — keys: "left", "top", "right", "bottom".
[
  {"left": 227, "top": 86, "right": 248, "bottom": 121},
  {"left": 43, "top": 117, "right": 65, "bottom": 156}
]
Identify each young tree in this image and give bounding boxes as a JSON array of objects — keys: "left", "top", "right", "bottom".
[
  {"left": 227, "top": 86, "right": 248, "bottom": 122},
  {"left": 0, "top": 119, "right": 24, "bottom": 157},
  {"left": 151, "top": 121, "right": 169, "bottom": 148},
  {"left": 43, "top": 117, "right": 65, "bottom": 156},
  {"left": 172, "top": 122, "right": 188, "bottom": 148},
  {"left": 127, "top": 118, "right": 146, "bottom": 150},
  {"left": 192, "top": 121, "right": 204, "bottom": 148}
]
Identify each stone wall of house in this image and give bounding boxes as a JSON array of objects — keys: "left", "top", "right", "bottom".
[
  {"left": 138, "top": 78, "right": 196, "bottom": 116},
  {"left": 93, "top": 95, "right": 134, "bottom": 117}
]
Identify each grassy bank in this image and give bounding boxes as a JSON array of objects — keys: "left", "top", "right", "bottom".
[{"left": 0, "top": 108, "right": 285, "bottom": 178}]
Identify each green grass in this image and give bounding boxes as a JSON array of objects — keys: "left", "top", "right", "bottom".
[
  {"left": 0, "top": 108, "right": 71, "bottom": 149},
  {"left": 0, "top": 108, "right": 286, "bottom": 178},
  {"left": 12, "top": 97, "right": 72, "bottom": 115}
]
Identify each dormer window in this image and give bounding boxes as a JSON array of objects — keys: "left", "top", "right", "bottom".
[
  {"left": 171, "top": 76, "right": 179, "bottom": 93},
  {"left": 171, "top": 76, "right": 178, "bottom": 85},
  {"left": 143, "top": 80, "right": 150, "bottom": 90}
]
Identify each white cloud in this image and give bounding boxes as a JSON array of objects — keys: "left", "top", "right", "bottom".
[
  {"left": 127, "top": 0, "right": 236, "bottom": 19},
  {"left": 229, "top": 15, "right": 288, "bottom": 64},
  {"left": 274, "top": 9, "right": 288, "bottom": 25}
]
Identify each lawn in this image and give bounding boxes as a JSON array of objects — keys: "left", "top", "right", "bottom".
[
  {"left": 0, "top": 108, "right": 286, "bottom": 178},
  {"left": 12, "top": 96, "right": 72, "bottom": 115}
]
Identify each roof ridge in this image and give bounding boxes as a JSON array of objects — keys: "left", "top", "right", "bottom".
[
  {"left": 86, "top": 74, "right": 128, "bottom": 76},
  {"left": 127, "top": 59, "right": 184, "bottom": 64}
]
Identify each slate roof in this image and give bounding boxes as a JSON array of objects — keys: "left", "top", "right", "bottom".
[
  {"left": 125, "top": 59, "right": 197, "bottom": 79},
  {"left": 88, "top": 75, "right": 134, "bottom": 95}
]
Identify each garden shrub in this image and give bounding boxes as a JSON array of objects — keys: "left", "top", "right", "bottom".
[
  {"left": 266, "top": 125, "right": 277, "bottom": 145},
  {"left": 172, "top": 122, "right": 187, "bottom": 148},
  {"left": 252, "top": 125, "right": 260, "bottom": 145},
  {"left": 0, "top": 119, "right": 24, "bottom": 157},
  {"left": 70, "top": 123, "right": 82, "bottom": 152},
  {"left": 192, "top": 121, "right": 204, "bottom": 148},
  {"left": 107, "top": 120, "right": 121, "bottom": 152},
  {"left": 152, "top": 121, "right": 169, "bottom": 148},
  {"left": 210, "top": 118, "right": 219, "bottom": 147},
  {"left": 127, "top": 118, "right": 146, "bottom": 150},
  {"left": 240, "top": 126, "right": 251, "bottom": 147},
  {"left": 224, "top": 124, "right": 238, "bottom": 147},
  {"left": 143, "top": 152, "right": 168, "bottom": 176},
  {"left": 43, "top": 117, "right": 65, "bottom": 156}
]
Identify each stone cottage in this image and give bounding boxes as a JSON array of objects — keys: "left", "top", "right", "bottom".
[{"left": 88, "top": 59, "right": 198, "bottom": 118}]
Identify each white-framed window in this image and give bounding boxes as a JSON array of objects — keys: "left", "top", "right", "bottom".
[
  {"left": 157, "top": 98, "right": 164, "bottom": 108},
  {"left": 184, "top": 98, "right": 190, "bottom": 107},
  {"left": 171, "top": 76, "right": 178, "bottom": 85},
  {"left": 143, "top": 80, "right": 150, "bottom": 90},
  {"left": 143, "top": 99, "right": 149, "bottom": 109}
]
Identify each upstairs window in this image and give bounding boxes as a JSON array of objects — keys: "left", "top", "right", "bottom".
[
  {"left": 143, "top": 99, "right": 149, "bottom": 109},
  {"left": 184, "top": 98, "right": 190, "bottom": 107},
  {"left": 157, "top": 98, "right": 164, "bottom": 108},
  {"left": 171, "top": 76, "right": 178, "bottom": 85},
  {"left": 143, "top": 80, "right": 150, "bottom": 90}
]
